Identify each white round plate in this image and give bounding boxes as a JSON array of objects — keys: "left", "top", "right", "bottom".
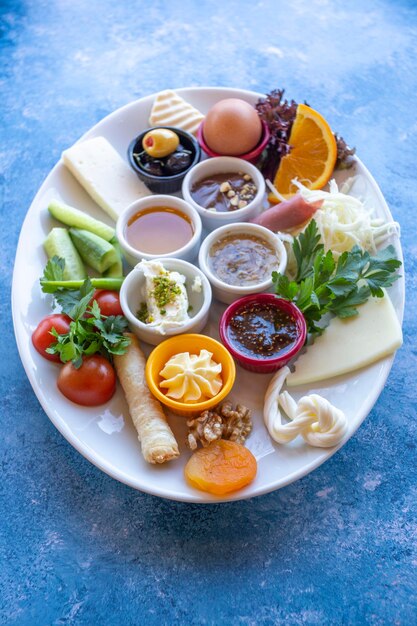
[{"left": 12, "top": 87, "right": 405, "bottom": 503}]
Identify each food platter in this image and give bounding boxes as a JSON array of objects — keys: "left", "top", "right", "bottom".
[{"left": 12, "top": 87, "right": 404, "bottom": 503}]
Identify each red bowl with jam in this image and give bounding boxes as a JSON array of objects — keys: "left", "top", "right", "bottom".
[
  {"left": 197, "top": 120, "right": 270, "bottom": 164},
  {"left": 219, "top": 293, "right": 307, "bottom": 374}
]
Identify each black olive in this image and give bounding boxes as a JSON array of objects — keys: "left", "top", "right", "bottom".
[
  {"left": 142, "top": 160, "right": 164, "bottom": 176},
  {"left": 164, "top": 150, "right": 192, "bottom": 174}
]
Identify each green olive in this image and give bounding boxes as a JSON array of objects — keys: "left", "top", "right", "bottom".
[{"left": 142, "top": 128, "right": 180, "bottom": 158}]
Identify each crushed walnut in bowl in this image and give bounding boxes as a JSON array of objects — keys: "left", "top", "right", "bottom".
[
  {"left": 190, "top": 172, "right": 258, "bottom": 212},
  {"left": 182, "top": 156, "right": 266, "bottom": 232}
]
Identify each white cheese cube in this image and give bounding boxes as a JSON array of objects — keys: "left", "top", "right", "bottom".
[{"left": 62, "top": 136, "right": 151, "bottom": 221}]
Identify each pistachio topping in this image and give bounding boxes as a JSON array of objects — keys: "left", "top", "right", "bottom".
[
  {"left": 137, "top": 302, "right": 151, "bottom": 323},
  {"left": 152, "top": 273, "right": 182, "bottom": 310}
]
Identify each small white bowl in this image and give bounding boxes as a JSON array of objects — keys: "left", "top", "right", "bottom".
[
  {"left": 198, "top": 222, "right": 287, "bottom": 304},
  {"left": 181, "top": 156, "right": 266, "bottom": 231},
  {"left": 116, "top": 195, "right": 202, "bottom": 266},
  {"left": 120, "top": 258, "right": 212, "bottom": 345}
]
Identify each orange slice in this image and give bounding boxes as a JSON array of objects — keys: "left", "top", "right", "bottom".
[{"left": 269, "top": 103, "right": 337, "bottom": 203}]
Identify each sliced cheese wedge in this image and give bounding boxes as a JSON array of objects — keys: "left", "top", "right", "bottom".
[
  {"left": 62, "top": 136, "right": 151, "bottom": 221},
  {"left": 149, "top": 90, "right": 205, "bottom": 136},
  {"left": 287, "top": 294, "right": 402, "bottom": 387}
]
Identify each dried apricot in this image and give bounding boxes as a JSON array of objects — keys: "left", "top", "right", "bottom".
[{"left": 184, "top": 439, "right": 257, "bottom": 495}]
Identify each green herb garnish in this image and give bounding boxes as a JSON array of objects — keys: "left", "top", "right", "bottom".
[
  {"left": 41, "top": 257, "right": 130, "bottom": 367},
  {"left": 272, "top": 220, "right": 401, "bottom": 335},
  {"left": 41, "top": 255, "right": 66, "bottom": 286}
]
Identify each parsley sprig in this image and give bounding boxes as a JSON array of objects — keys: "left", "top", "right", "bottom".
[
  {"left": 272, "top": 220, "right": 401, "bottom": 335},
  {"left": 41, "top": 257, "right": 130, "bottom": 367}
]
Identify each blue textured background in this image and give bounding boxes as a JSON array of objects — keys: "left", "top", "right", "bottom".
[{"left": 1, "top": 1, "right": 416, "bottom": 624}]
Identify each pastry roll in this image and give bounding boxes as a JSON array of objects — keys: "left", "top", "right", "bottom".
[{"left": 114, "top": 333, "right": 180, "bottom": 464}]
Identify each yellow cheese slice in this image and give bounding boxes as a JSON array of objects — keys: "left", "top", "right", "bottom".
[
  {"left": 62, "top": 136, "right": 151, "bottom": 221},
  {"left": 149, "top": 90, "right": 205, "bottom": 136},
  {"left": 287, "top": 294, "right": 402, "bottom": 387}
]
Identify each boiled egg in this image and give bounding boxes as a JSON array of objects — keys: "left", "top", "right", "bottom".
[{"left": 203, "top": 98, "right": 262, "bottom": 156}]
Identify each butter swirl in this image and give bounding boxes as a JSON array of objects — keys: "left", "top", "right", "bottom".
[
  {"left": 264, "top": 366, "right": 348, "bottom": 448},
  {"left": 159, "top": 350, "right": 223, "bottom": 403}
]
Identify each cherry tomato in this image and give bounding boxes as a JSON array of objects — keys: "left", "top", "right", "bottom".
[
  {"left": 32, "top": 314, "right": 71, "bottom": 362},
  {"left": 89, "top": 290, "right": 124, "bottom": 317},
  {"left": 57, "top": 355, "right": 116, "bottom": 406}
]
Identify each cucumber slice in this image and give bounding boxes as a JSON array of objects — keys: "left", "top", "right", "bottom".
[
  {"left": 48, "top": 199, "right": 115, "bottom": 242},
  {"left": 103, "top": 240, "right": 123, "bottom": 277},
  {"left": 69, "top": 228, "right": 118, "bottom": 273},
  {"left": 43, "top": 228, "right": 86, "bottom": 280}
]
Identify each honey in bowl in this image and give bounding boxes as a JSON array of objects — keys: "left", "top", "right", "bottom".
[{"left": 125, "top": 206, "right": 194, "bottom": 255}]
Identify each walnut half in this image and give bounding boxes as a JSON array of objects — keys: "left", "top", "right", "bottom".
[{"left": 186, "top": 402, "right": 252, "bottom": 450}]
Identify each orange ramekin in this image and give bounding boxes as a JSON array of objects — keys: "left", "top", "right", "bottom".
[{"left": 145, "top": 333, "right": 236, "bottom": 417}]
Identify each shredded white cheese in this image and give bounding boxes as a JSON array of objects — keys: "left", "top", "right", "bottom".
[{"left": 292, "top": 177, "right": 400, "bottom": 257}]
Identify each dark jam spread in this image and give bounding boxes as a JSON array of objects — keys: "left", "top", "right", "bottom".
[
  {"left": 190, "top": 172, "right": 257, "bottom": 212},
  {"left": 209, "top": 234, "right": 277, "bottom": 286},
  {"left": 227, "top": 302, "right": 299, "bottom": 359}
]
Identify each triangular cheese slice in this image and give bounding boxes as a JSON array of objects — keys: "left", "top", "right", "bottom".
[
  {"left": 287, "top": 294, "right": 403, "bottom": 387},
  {"left": 149, "top": 90, "right": 205, "bottom": 136}
]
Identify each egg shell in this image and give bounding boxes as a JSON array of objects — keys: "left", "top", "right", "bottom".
[{"left": 203, "top": 98, "right": 263, "bottom": 156}]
